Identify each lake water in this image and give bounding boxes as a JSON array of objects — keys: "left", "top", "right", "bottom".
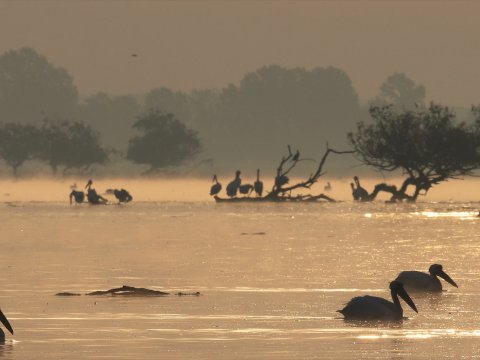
[{"left": 0, "top": 192, "right": 479, "bottom": 358}]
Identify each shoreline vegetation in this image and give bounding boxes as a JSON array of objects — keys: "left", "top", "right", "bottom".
[{"left": 0, "top": 48, "right": 478, "bottom": 180}]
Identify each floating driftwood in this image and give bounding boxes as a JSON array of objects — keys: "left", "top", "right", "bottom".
[
  {"left": 56, "top": 285, "right": 200, "bottom": 297},
  {"left": 213, "top": 145, "right": 352, "bottom": 203}
]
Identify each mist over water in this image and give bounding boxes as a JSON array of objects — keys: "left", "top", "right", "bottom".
[
  {"left": 0, "top": 179, "right": 478, "bottom": 359},
  {"left": 0, "top": 177, "right": 478, "bottom": 202}
]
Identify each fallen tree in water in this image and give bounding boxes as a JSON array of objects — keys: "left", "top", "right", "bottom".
[
  {"left": 56, "top": 285, "right": 200, "bottom": 297},
  {"left": 348, "top": 104, "right": 480, "bottom": 202},
  {"left": 213, "top": 144, "right": 353, "bottom": 202}
]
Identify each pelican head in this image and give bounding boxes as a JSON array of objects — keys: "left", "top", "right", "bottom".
[
  {"left": 429, "top": 264, "right": 458, "bottom": 288},
  {"left": 235, "top": 170, "right": 241, "bottom": 179},
  {"left": 85, "top": 179, "right": 93, "bottom": 189},
  {"left": 212, "top": 175, "right": 217, "bottom": 183},
  {"left": 390, "top": 280, "right": 418, "bottom": 314}
]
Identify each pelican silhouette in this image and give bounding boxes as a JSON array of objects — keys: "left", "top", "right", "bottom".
[
  {"left": 0, "top": 308, "right": 13, "bottom": 342},
  {"left": 113, "top": 189, "right": 133, "bottom": 203},
  {"left": 324, "top": 182, "right": 332, "bottom": 192},
  {"left": 395, "top": 264, "right": 458, "bottom": 292},
  {"left": 254, "top": 169, "right": 263, "bottom": 197},
  {"left": 275, "top": 174, "right": 289, "bottom": 188},
  {"left": 338, "top": 281, "right": 418, "bottom": 321},
  {"left": 350, "top": 182, "right": 359, "bottom": 201},
  {"left": 85, "top": 180, "right": 107, "bottom": 205},
  {"left": 226, "top": 170, "right": 241, "bottom": 197},
  {"left": 353, "top": 176, "right": 369, "bottom": 201},
  {"left": 210, "top": 175, "right": 222, "bottom": 196},
  {"left": 239, "top": 184, "right": 254, "bottom": 196},
  {"left": 69, "top": 190, "right": 85, "bottom": 204}
]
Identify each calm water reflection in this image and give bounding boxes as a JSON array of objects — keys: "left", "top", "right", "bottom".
[{"left": 0, "top": 201, "right": 478, "bottom": 359}]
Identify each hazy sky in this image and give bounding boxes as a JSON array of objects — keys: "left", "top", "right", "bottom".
[{"left": 1, "top": 0, "right": 480, "bottom": 105}]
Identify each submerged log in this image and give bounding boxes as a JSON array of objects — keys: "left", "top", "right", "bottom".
[
  {"left": 214, "top": 193, "right": 335, "bottom": 203},
  {"left": 86, "top": 285, "right": 169, "bottom": 296},
  {"left": 56, "top": 285, "right": 200, "bottom": 297}
]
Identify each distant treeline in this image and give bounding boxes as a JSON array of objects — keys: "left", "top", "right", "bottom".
[{"left": 0, "top": 47, "right": 476, "bottom": 177}]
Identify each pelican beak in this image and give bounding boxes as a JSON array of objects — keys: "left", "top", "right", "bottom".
[
  {"left": 398, "top": 287, "right": 418, "bottom": 313},
  {"left": 438, "top": 270, "right": 458, "bottom": 288},
  {"left": 0, "top": 309, "right": 13, "bottom": 335}
]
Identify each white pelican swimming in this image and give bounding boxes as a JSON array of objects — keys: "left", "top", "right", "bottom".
[
  {"left": 338, "top": 281, "right": 418, "bottom": 321},
  {"left": 395, "top": 264, "right": 458, "bottom": 292},
  {"left": 0, "top": 308, "right": 13, "bottom": 342}
]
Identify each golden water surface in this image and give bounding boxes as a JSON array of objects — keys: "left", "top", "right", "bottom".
[{"left": 0, "top": 180, "right": 478, "bottom": 359}]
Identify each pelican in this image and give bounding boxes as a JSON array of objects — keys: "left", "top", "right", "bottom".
[
  {"left": 239, "top": 184, "right": 254, "bottom": 196},
  {"left": 0, "top": 308, "right": 13, "bottom": 342},
  {"left": 292, "top": 150, "right": 300, "bottom": 162},
  {"left": 85, "top": 180, "right": 107, "bottom": 205},
  {"left": 254, "top": 169, "right": 263, "bottom": 197},
  {"left": 226, "top": 170, "right": 241, "bottom": 197},
  {"left": 350, "top": 182, "right": 359, "bottom": 201},
  {"left": 324, "top": 182, "right": 332, "bottom": 192},
  {"left": 275, "top": 174, "right": 289, "bottom": 188},
  {"left": 69, "top": 190, "right": 85, "bottom": 204},
  {"left": 210, "top": 175, "right": 222, "bottom": 196},
  {"left": 113, "top": 189, "right": 133, "bottom": 203},
  {"left": 338, "top": 281, "right": 418, "bottom": 321},
  {"left": 395, "top": 264, "right": 458, "bottom": 292},
  {"left": 353, "top": 176, "right": 369, "bottom": 201}
]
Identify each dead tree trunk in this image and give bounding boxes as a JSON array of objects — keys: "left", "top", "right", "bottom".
[
  {"left": 214, "top": 144, "right": 353, "bottom": 203},
  {"left": 363, "top": 175, "right": 442, "bottom": 203}
]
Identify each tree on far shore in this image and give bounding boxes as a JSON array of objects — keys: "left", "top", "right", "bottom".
[
  {"left": 348, "top": 103, "right": 480, "bottom": 202},
  {"left": 38, "top": 120, "right": 109, "bottom": 175},
  {"left": 127, "top": 110, "right": 201, "bottom": 173},
  {"left": 0, "top": 123, "right": 39, "bottom": 177},
  {"left": 0, "top": 48, "right": 79, "bottom": 123},
  {"left": 373, "top": 73, "right": 426, "bottom": 110}
]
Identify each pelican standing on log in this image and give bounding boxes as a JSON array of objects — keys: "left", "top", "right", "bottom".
[
  {"left": 338, "top": 281, "right": 418, "bottom": 321},
  {"left": 239, "top": 184, "right": 254, "bottom": 196},
  {"left": 395, "top": 264, "right": 458, "bottom": 292},
  {"left": 210, "top": 175, "right": 222, "bottom": 196},
  {"left": 226, "top": 170, "right": 241, "bottom": 197},
  {"left": 254, "top": 169, "right": 263, "bottom": 197},
  {"left": 0, "top": 308, "right": 13, "bottom": 342}
]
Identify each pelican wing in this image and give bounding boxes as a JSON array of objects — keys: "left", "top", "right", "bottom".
[{"left": 396, "top": 271, "right": 442, "bottom": 292}]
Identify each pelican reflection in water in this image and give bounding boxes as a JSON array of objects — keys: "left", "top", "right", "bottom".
[
  {"left": 396, "top": 264, "right": 458, "bottom": 292},
  {"left": 338, "top": 281, "right": 418, "bottom": 321},
  {"left": 0, "top": 309, "right": 13, "bottom": 342}
]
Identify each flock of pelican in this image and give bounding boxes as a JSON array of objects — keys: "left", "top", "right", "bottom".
[
  {"left": 211, "top": 172, "right": 373, "bottom": 200},
  {"left": 210, "top": 170, "right": 264, "bottom": 198},
  {"left": 69, "top": 180, "right": 133, "bottom": 205},
  {"left": 339, "top": 264, "right": 458, "bottom": 320}
]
